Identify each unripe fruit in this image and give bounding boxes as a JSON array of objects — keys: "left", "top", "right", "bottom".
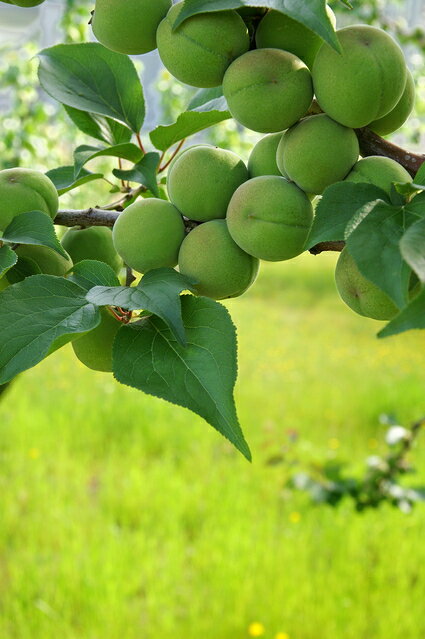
[
  {"left": 369, "top": 69, "right": 416, "bottom": 136},
  {"left": 277, "top": 114, "right": 359, "bottom": 195},
  {"left": 72, "top": 308, "right": 120, "bottom": 373},
  {"left": 248, "top": 133, "right": 283, "bottom": 178},
  {"left": 112, "top": 198, "right": 185, "bottom": 274},
  {"left": 167, "top": 145, "right": 248, "bottom": 222},
  {"left": 335, "top": 249, "right": 398, "bottom": 321},
  {"left": 227, "top": 176, "right": 313, "bottom": 261},
  {"left": 345, "top": 156, "right": 412, "bottom": 194},
  {"left": 312, "top": 25, "right": 407, "bottom": 128},
  {"left": 10, "top": 0, "right": 45, "bottom": 5},
  {"left": 61, "top": 226, "right": 122, "bottom": 273},
  {"left": 7, "top": 244, "right": 73, "bottom": 283},
  {"left": 92, "top": 0, "right": 171, "bottom": 55},
  {"left": 157, "top": 3, "right": 250, "bottom": 88},
  {"left": 256, "top": 6, "right": 336, "bottom": 69},
  {"left": 178, "top": 220, "right": 259, "bottom": 300},
  {"left": 0, "top": 168, "right": 58, "bottom": 232},
  {"left": 223, "top": 48, "right": 313, "bottom": 133}
]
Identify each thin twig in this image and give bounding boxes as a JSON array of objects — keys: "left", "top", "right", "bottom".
[{"left": 159, "top": 139, "right": 186, "bottom": 173}]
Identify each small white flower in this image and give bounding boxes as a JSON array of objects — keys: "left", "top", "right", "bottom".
[{"left": 385, "top": 426, "right": 410, "bottom": 446}]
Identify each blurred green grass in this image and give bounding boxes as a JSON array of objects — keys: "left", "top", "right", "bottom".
[{"left": 1, "top": 254, "right": 425, "bottom": 639}]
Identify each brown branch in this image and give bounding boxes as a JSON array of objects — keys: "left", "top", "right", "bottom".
[
  {"left": 356, "top": 127, "right": 425, "bottom": 177},
  {"left": 55, "top": 208, "right": 119, "bottom": 228},
  {"left": 309, "top": 241, "right": 345, "bottom": 255},
  {"left": 159, "top": 139, "right": 186, "bottom": 173}
]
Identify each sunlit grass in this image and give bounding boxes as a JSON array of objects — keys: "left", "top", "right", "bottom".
[{"left": 1, "top": 255, "right": 425, "bottom": 639}]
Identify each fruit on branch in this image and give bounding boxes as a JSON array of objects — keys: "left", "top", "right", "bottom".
[
  {"left": 369, "top": 69, "right": 416, "bottom": 136},
  {"left": 335, "top": 249, "right": 398, "bottom": 321},
  {"left": 92, "top": 0, "right": 171, "bottom": 55},
  {"left": 223, "top": 48, "right": 313, "bottom": 133},
  {"left": 312, "top": 25, "right": 407, "bottom": 128},
  {"left": 7, "top": 245, "right": 73, "bottom": 283},
  {"left": 72, "top": 308, "right": 121, "bottom": 373},
  {"left": 248, "top": 133, "right": 283, "bottom": 178},
  {"left": 256, "top": 6, "right": 336, "bottom": 69},
  {"left": 8, "top": 0, "right": 45, "bottom": 6},
  {"left": 178, "top": 219, "right": 259, "bottom": 300},
  {"left": 345, "top": 156, "right": 412, "bottom": 194},
  {"left": 61, "top": 226, "right": 122, "bottom": 273},
  {"left": 112, "top": 198, "right": 185, "bottom": 274},
  {"left": 276, "top": 114, "right": 359, "bottom": 195},
  {"left": 157, "top": 2, "right": 250, "bottom": 88},
  {"left": 227, "top": 176, "right": 313, "bottom": 261},
  {"left": 0, "top": 168, "right": 58, "bottom": 232},
  {"left": 167, "top": 145, "right": 248, "bottom": 222}
]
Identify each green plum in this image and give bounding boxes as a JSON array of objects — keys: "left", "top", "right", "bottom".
[
  {"left": 0, "top": 168, "right": 58, "bottom": 232},
  {"left": 73, "top": 308, "right": 121, "bottom": 373}
]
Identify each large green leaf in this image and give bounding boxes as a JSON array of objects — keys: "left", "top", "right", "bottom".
[
  {"left": 2, "top": 211, "right": 68, "bottom": 259},
  {"left": 112, "top": 152, "right": 161, "bottom": 197},
  {"left": 74, "top": 143, "right": 143, "bottom": 178},
  {"left": 173, "top": 0, "right": 340, "bottom": 52},
  {"left": 46, "top": 166, "right": 104, "bottom": 195},
  {"left": 188, "top": 87, "right": 229, "bottom": 112},
  {"left": 150, "top": 110, "right": 231, "bottom": 152},
  {"left": 38, "top": 43, "right": 145, "bottom": 133},
  {"left": 68, "top": 260, "right": 121, "bottom": 291},
  {"left": 0, "top": 275, "right": 100, "bottom": 384},
  {"left": 400, "top": 218, "right": 425, "bottom": 284},
  {"left": 307, "top": 183, "right": 388, "bottom": 249},
  {"left": 113, "top": 295, "right": 250, "bottom": 460},
  {"left": 345, "top": 202, "right": 410, "bottom": 309},
  {"left": 0, "top": 245, "right": 17, "bottom": 279},
  {"left": 87, "top": 268, "right": 195, "bottom": 346},
  {"left": 405, "top": 191, "right": 425, "bottom": 218},
  {"left": 379, "top": 288, "right": 425, "bottom": 338},
  {"left": 64, "top": 106, "right": 132, "bottom": 145}
]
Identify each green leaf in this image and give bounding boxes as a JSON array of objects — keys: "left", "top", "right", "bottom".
[
  {"left": 378, "top": 288, "right": 425, "bottom": 338},
  {"left": 46, "top": 166, "right": 103, "bottom": 195},
  {"left": 188, "top": 87, "right": 229, "bottom": 112},
  {"left": 68, "top": 260, "right": 121, "bottom": 291},
  {"left": 346, "top": 202, "right": 410, "bottom": 309},
  {"left": 64, "top": 106, "right": 132, "bottom": 145},
  {"left": 0, "top": 275, "right": 100, "bottom": 384},
  {"left": 112, "top": 152, "right": 160, "bottom": 197},
  {"left": 307, "top": 183, "right": 388, "bottom": 249},
  {"left": 87, "top": 268, "right": 195, "bottom": 346},
  {"left": 0, "top": 245, "right": 17, "bottom": 279},
  {"left": 74, "top": 143, "right": 143, "bottom": 178},
  {"left": 173, "top": 0, "right": 340, "bottom": 53},
  {"left": 113, "top": 295, "right": 250, "bottom": 460},
  {"left": 2, "top": 211, "right": 68, "bottom": 259},
  {"left": 405, "top": 191, "right": 425, "bottom": 218},
  {"left": 400, "top": 218, "right": 425, "bottom": 284},
  {"left": 413, "top": 162, "right": 425, "bottom": 187},
  {"left": 6, "top": 257, "right": 42, "bottom": 284},
  {"left": 150, "top": 110, "right": 231, "bottom": 152},
  {"left": 38, "top": 43, "right": 145, "bottom": 133}
]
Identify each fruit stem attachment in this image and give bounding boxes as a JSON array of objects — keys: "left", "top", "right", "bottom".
[{"left": 159, "top": 139, "right": 186, "bottom": 173}]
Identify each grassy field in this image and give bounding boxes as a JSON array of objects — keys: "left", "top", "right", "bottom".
[{"left": 1, "top": 253, "right": 425, "bottom": 639}]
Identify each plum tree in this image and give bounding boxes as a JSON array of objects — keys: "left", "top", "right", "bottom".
[
  {"left": 276, "top": 114, "right": 359, "bottom": 194},
  {"left": 157, "top": 3, "right": 249, "bottom": 88},
  {"left": 167, "top": 145, "right": 248, "bottom": 222},
  {"left": 7, "top": 245, "right": 72, "bottom": 283},
  {"left": 335, "top": 249, "right": 398, "bottom": 321},
  {"left": 112, "top": 198, "right": 185, "bottom": 274},
  {"left": 227, "top": 176, "right": 313, "bottom": 261},
  {"left": 0, "top": 168, "right": 58, "bottom": 232},
  {"left": 72, "top": 308, "right": 121, "bottom": 373},
  {"left": 92, "top": 0, "right": 171, "bottom": 55},
  {"left": 248, "top": 133, "right": 283, "bottom": 178},
  {"left": 222, "top": 48, "right": 313, "bottom": 133},
  {"left": 178, "top": 220, "right": 259, "bottom": 300},
  {"left": 61, "top": 226, "right": 122, "bottom": 273},
  {"left": 369, "top": 69, "right": 416, "bottom": 136},
  {"left": 312, "top": 25, "right": 407, "bottom": 128},
  {"left": 345, "top": 156, "right": 412, "bottom": 194},
  {"left": 255, "top": 6, "right": 336, "bottom": 69}
]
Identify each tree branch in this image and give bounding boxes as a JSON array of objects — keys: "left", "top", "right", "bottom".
[
  {"left": 309, "top": 241, "right": 345, "bottom": 255},
  {"left": 55, "top": 208, "right": 119, "bottom": 228},
  {"left": 356, "top": 127, "right": 425, "bottom": 177}
]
